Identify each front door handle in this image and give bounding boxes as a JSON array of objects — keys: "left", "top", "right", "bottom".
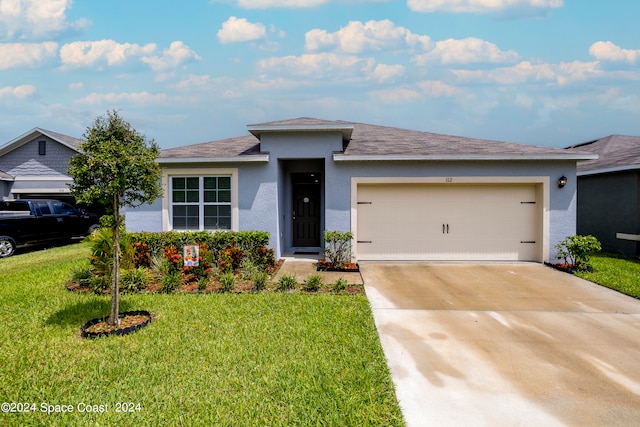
[{"left": 446, "top": 224, "right": 449, "bottom": 234}]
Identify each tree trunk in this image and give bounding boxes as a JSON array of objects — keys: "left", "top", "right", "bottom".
[{"left": 108, "top": 195, "right": 121, "bottom": 326}]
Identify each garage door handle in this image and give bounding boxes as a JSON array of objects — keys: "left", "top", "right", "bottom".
[
  {"left": 520, "top": 241, "right": 536, "bottom": 244},
  {"left": 357, "top": 240, "right": 372, "bottom": 243},
  {"left": 442, "top": 224, "right": 449, "bottom": 234}
]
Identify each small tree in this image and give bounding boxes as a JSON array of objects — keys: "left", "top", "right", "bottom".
[
  {"left": 323, "top": 230, "right": 353, "bottom": 268},
  {"left": 68, "top": 110, "right": 162, "bottom": 326}
]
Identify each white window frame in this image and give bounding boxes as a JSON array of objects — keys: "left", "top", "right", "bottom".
[{"left": 162, "top": 168, "right": 239, "bottom": 232}]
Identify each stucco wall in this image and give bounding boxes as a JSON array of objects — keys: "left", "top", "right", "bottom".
[{"left": 577, "top": 171, "right": 639, "bottom": 257}]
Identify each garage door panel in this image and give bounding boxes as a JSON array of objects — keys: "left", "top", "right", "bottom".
[{"left": 357, "top": 183, "right": 541, "bottom": 261}]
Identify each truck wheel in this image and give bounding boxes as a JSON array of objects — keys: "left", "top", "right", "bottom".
[
  {"left": 87, "top": 224, "right": 100, "bottom": 236},
  {"left": 0, "top": 236, "right": 16, "bottom": 258}
]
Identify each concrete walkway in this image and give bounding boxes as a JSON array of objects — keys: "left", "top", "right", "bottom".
[{"left": 361, "top": 262, "right": 640, "bottom": 427}]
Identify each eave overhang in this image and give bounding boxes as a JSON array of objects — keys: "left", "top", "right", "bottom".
[
  {"left": 248, "top": 123, "right": 354, "bottom": 141},
  {"left": 333, "top": 153, "right": 599, "bottom": 162},
  {"left": 158, "top": 154, "right": 270, "bottom": 164},
  {"left": 577, "top": 163, "right": 640, "bottom": 176}
]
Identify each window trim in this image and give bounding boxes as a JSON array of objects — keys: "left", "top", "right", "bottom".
[{"left": 162, "top": 168, "right": 239, "bottom": 232}]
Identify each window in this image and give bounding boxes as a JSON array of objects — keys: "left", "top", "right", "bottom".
[
  {"left": 38, "top": 140, "right": 46, "bottom": 155},
  {"left": 51, "top": 201, "right": 77, "bottom": 215},
  {"left": 171, "top": 176, "right": 232, "bottom": 230}
]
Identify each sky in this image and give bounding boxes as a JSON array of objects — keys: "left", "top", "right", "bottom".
[{"left": 1, "top": 0, "right": 639, "bottom": 149}]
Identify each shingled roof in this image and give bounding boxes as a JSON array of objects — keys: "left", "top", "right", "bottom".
[
  {"left": 565, "top": 135, "right": 640, "bottom": 174},
  {"left": 0, "top": 127, "right": 83, "bottom": 156},
  {"left": 160, "top": 117, "right": 595, "bottom": 162},
  {"left": 0, "top": 170, "right": 14, "bottom": 181}
]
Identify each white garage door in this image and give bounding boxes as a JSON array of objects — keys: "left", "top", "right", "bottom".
[{"left": 356, "top": 183, "right": 540, "bottom": 261}]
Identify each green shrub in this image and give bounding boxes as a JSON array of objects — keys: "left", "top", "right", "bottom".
[
  {"left": 88, "top": 227, "right": 134, "bottom": 275},
  {"left": 120, "top": 267, "right": 152, "bottom": 293},
  {"left": 197, "top": 276, "right": 209, "bottom": 292},
  {"left": 303, "top": 273, "right": 323, "bottom": 292},
  {"left": 240, "top": 259, "right": 259, "bottom": 280},
  {"left": 88, "top": 274, "right": 110, "bottom": 294},
  {"left": 161, "top": 272, "right": 182, "bottom": 293},
  {"left": 129, "top": 231, "right": 270, "bottom": 260},
  {"left": 323, "top": 230, "right": 353, "bottom": 268},
  {"left": 218, "top": 271, "right": 237, "bottom": 293},
  {"left": 332, "top": 277, "right": 348, "bottom": 293},
  {"left": 555, "top": 235, "right": 602, "bottom": 270},
  {"left": 277, "top": 273, "right": 298, "bottom": 292},
  {"left": 70, "top": 267, "right": 93, "bottom": 287},
  {"left": 251, "top": 271, "right": 269, "bottom": 292}
]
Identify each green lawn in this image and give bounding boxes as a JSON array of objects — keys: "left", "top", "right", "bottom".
[
  {"left": 575, "top": 253, "right": 640, "bottom": 299},
  {"left": 0, "top": 243, "right": 404, "bottom": 426}
]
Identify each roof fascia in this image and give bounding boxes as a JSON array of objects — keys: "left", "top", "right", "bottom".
[
  {"left": 333, "top": 153, "right": 599, "bottom": 162},
  {"left": 158, "top": 154, "right": 270, "bottom": 164},
  {"left": 247, "top": 123, "right": 354, "bottom": 141},
  {"left": 577, "top": 164, "right": 640, "bottom": 176}
]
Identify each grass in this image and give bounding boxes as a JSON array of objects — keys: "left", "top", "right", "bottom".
[
  {"left": 0, "top": 243, "right": 404, "bottom": 426},
  {"left": 575, "top": 252, "right": 640, "bottom": 299}
]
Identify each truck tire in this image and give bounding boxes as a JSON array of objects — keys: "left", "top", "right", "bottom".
[
  {"left": 87, "top": 224, "right": 100, "bottom": 236},
  {"left": 0, "top": 236, "right": 16, "bottom": 258}
]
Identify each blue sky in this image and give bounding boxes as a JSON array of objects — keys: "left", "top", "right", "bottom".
[{"left": 1, "top": 0, "right": 639, "bottom": 149}]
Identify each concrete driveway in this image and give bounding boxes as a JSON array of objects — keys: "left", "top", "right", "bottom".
[{"left": 361, "top": 263, "right": 640, "bottom": 426}]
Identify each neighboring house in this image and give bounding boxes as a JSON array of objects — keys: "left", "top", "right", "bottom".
[
  {"left": 566, "top": 135, "right": 640, "bottom": 257},
  {"left": 0, "top": 128, "right": 83, "bottom": 203},
  {"left": 126, "top": 117, "right": 596, "bottom": 263}
]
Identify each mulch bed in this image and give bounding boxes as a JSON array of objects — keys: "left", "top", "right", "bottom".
[
  {"left": 80, "top": 310, "right": 152, "bottom": 338},
  {"left": 316, "top": 260, "right": 359, "bottom": 272},
  {"left": 546, "top": 262, "right": 593, "bottom": 274}
]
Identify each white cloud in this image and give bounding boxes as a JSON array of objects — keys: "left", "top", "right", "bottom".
[
  {"left": 141, "top": 41, "right": 201, "bottom": 72},
  {"left": 60, "top": 40, "right": 157, "bottom": 69},
  {"left": 452, "top": 60, "right": 601, "bottom": 85},
  {"left": 0, "top": 42, "right": 57, "bottom": 69},
  {"left": 305, "top": 19, "right": 431, "bottom": 54},
  {"left": 0, "top": 84, "right": 36, "bottom": 98},
  {"left": 258, "top": 52, "right": 376, "bottom": 79},
  {"left": 369, "top": 64, "right": 405, "bottom": 83},
  {"left": 417, "top": 80, "right": 461, "bottom": 97},
  {"left": 413, "top": 37, "right": 519, "bottom": 65},
  {"left": 407, "top": 0, "right": 563, "bottom": 14},
  {"left": 0, "top": 0, "right": 90, "bottom": 40},
  {"left": 370, "top": 87, "right": 422, "bottom": 103},
  {"left": 74, "top": 91, "right": 170, "bottom": 105},
  {"left": 589, "top": 41, "right": 640, "bottom": 64},
  {"left": 217, "top": 16, "right": 267, "bottom": 44},
  {"left": 232, "top": 0, "right": 327, "bottom": 8}
]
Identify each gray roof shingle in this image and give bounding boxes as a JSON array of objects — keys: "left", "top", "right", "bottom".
[
  {"left": 161, "top": 135, "right": 261, "bottom": 159},
  {"left": 566, "top": 135, "right": 640, "bottom": 173},
  {"left": 0, "top": 170, "right": 14, "bottom": 181},
  {"left": 160, "top": 118, "right": 593, "bottom": 160},
  {"left": 344, "top": 122, "right": 570, "bottom": 157}
]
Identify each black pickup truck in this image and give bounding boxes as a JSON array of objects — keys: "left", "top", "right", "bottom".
[{"left": 0, "top": 199, "right": 100, "bottom": 257}]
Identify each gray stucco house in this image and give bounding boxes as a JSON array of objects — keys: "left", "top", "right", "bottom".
[
  {"left": 0, "top": 128, "right": 83, "bottom": 203},
  {"left": 126, "top": 117, "right": 595, "bottom": 263},
  {"left": 566, "top": 135, "right": 640, "bottom": 257}
]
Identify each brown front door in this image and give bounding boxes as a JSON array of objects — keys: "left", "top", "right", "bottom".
[{"left": 292, "top": 173, "right": 321, "bottom": 247}]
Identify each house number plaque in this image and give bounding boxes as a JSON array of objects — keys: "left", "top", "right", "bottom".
[{"left": 445, "top": 177, "right": 453, "bottom": 183}]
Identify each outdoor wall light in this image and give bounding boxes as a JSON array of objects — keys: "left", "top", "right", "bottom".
[{"left": 558, "top": 175, "right": 567, "bottom": 188}]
